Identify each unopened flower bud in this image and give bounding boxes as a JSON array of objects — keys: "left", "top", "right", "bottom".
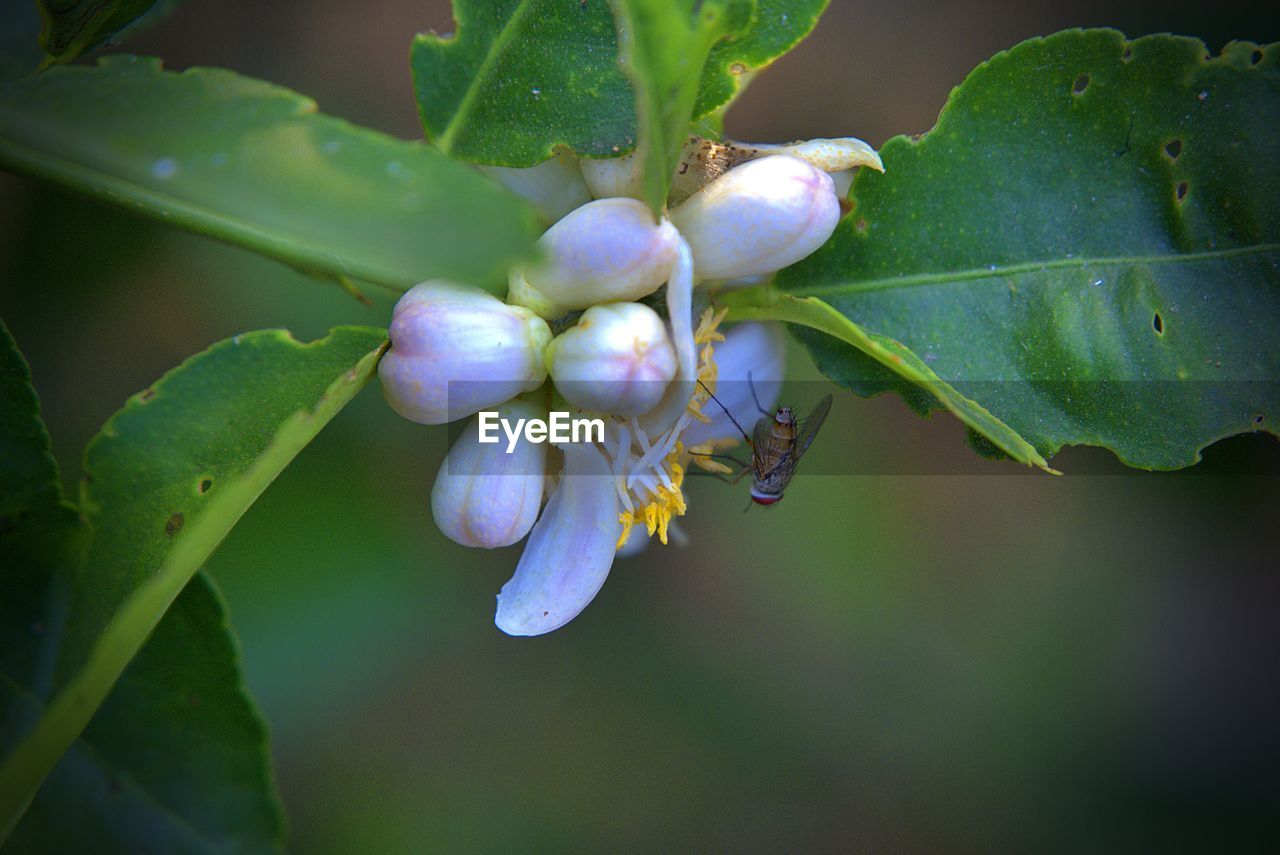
[
  {"left": 508, "top": 198, "right": 679, "bottom": 318},
  {"left": 670, "top": 155, "right": 840, "bottom": 281},
  {"left": 380, "top": 281, "right": 552, "bottom": 424},
  {"left": 431, "top": 398, "right": 548, "bottom": 549},
  {"left": 481, "top": 151, "right": 592, "bottom": 225},
  {"left": 579, "top": 151, "right": 643, "bottom": 200},
  {"left": 545, "top": 303, "right": 677, "bottom": 416}
]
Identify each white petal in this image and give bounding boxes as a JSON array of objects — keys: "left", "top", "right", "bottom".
[
  {"left": 580, "top": 151, "right": 644, "bottom": 200},
  {"left": 495, "top": 443, "right": 621, "bottom": 636},
  {"left": 637, "top": 236, "right": 696, "bottom": 435},
  {"left": 481, "top": 151, "right": 592, "bottom": 225},
  {"left": 431, "top": 400, "right": 547, "bottom": 549},
  {"left": 685, "top": 321, "right": 786, "bottom": 446}
]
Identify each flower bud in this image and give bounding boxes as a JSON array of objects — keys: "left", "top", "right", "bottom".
[
  {"left": 508, "top": 198, "right": 679, "bottom": 318},
  {"left": 670, "top": 155, "right": 840, "bottom": 281},
  {"left": 545, "top": 303, "right": 677, "bottom": 416},
  {"left": 379, "top": 281, "right": 552, "bottom": 424},
  {"left": 431, "top": 398, "right": 548, "bottom": 549},
  {"left": 579, "top": 151, "right": 643, "bottom": 200},
  {"left": 481, "top": 151, "right": 592, "bottom": 225}
]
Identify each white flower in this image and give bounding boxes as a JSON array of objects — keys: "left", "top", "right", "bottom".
[
  {"left": 379, "top": 281, "right": 552, "bottom": 424},
  {"left": 671, "top": 155, "right": 840, "bottom": 281},
  {"left": 508, "top": 197, "right": 680, "bottom": 317},
  {"left": 431, "top": 398, "right": 548, "bottom": 549},
  {"left": 495, "top": 441, "right": 621, "bottom": 636},
  {"left": 493, "top": 304, "right": 731, "bottom": 635},
  {"left": 545, "top": 302, "right": 678, "bottom": 416},
  {"left": 379, "top": 133, "right": 882, "bottom": 636}
]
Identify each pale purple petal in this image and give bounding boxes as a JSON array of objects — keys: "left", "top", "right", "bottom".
[{"left": 495, "top": 443, "right": 621, "bottom": 636}]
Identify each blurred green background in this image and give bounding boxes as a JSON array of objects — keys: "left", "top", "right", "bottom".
[{"left": 2, "top": 1, "right": 1277, "bottom": 850}]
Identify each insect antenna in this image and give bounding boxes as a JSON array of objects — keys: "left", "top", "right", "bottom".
[
  {"left": 746, "top": 371, "right": 771, "bottom": 417},
  {"left": 696, "top": 379, "right": 752, "bottom": 443}
]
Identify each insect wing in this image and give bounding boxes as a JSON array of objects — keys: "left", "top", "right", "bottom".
[
  {"left": 793, "top": 394, "right": 833, "bottom": 460},
  {"left": 751, "top": 416, "right": 773, "bottom": 471}
]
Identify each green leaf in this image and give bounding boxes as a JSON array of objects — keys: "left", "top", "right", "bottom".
[
  {"left": 2, "top": 318, "right": 281, "bottom": 849},
  {"left": 4, "top": 575, "right": 284, "bottom": 853},
  {"left": 725, "top": 292, "right": 1053, "bottom": 470},
  {"left": 611, "top": 0, "right": 753, "bottom": 212},
  {"left": 0, "top": 325, "right": 387, "bottom": 837},
  {"left": 37, "top": 0, "right": 156, "bottom": 68},
  {"left": 777, "top": 30, "right": 1280, "bottom": 469},
  {"left": 693, "top": 0, "right": 828, "bottom": 119},
  {"left": 0, "top": 56, "right": 539, "bottom": 293},
  {"left": 412, "top": 0, "right": 637, "bottom": 166},
  {"left": 1, "top": 317, "right": 92, "bottom": 783}
]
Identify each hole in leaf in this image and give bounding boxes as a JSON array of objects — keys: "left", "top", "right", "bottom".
[
  {"left": 1176, "top": 181, "right": 1188, "bottom": 202},
  {"left": 198, "top": 477, "right": 213, "bottom": 494},
  {"left": 1252, "top": 49, "right": 1264, "bottom": 65},
  {"left": 1152, "top": 312, "right": 1164, "bottom": 334},
  {"left": 1072, "top": 74, "right": 1089, "bottom": 95},
  {"left": 1121, "top": 45, "right": 1133, "bottom": 63},
  {"left": 1255, "top": 413, "right": 1265, "bottom": 424},
  {"left": 1163, "top": 139, "right": 1182, "bottom": 161}
]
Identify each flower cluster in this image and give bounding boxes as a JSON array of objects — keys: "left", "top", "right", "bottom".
[{"left": 379, "top": 137, "right": 881, "bottom": 635}]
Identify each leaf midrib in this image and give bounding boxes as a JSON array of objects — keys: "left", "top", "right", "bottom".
[
  {"left": 789, "top": 242, "right": 1280, "bottom": 297},
  {"left": 0, "top": 137, "right": 411, "bottom": 292},
  {"left": 434, "top": 0, "right": 540, "bottom": 154}
]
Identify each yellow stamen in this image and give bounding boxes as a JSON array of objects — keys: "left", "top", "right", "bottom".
[
  {"left": 617, "top": 309, "right": 731, "bottom": 552},
  {"left": 616, "top": 513, "right": 635, "bottom": 551}
]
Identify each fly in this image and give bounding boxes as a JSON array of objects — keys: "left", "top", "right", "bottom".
[{"left": 695, "top": 378, "right": 832, "bottom": 506}]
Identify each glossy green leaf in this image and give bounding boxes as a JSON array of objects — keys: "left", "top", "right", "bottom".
[
  {"left": 693, "top": 0, "right": 827, "bottom": 119},
  {"left": 412, "top": 0, "right": 636, "bottom": 166},
  {"left": 2, "top": 319, "right": 281, "bottom": 849},
  {"left": 0, "top": 325, "right": 387, "bottom": 837},
  {"left": 4, "top": 576, "right": 284, "bottom": 853},
  {"left": 0, "top": 56, "right": 539, "bottom": 293},
  {"left": 2, "top": 317, "right": 93, "bottom": 839},
  {"left": 611, "top": 0, "right": 752, "bottom": 212},
  {"left": 777, "top": 30, "right": 1280, "bottom": 469},
  {"left": 37, "top": 0, "right": 157, "bottom": 67},
  {"left": 725, "top": 292, "right": 1052, "bottom": 470}
]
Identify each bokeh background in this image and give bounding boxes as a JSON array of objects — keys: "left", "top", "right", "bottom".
[{"left": 2, "top": 1, "right": 1277, "bottom": 850}]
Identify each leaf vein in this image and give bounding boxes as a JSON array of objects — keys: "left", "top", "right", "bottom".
[{"left": 789, "top": 243, "right": 1280, "bottom": 297}]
